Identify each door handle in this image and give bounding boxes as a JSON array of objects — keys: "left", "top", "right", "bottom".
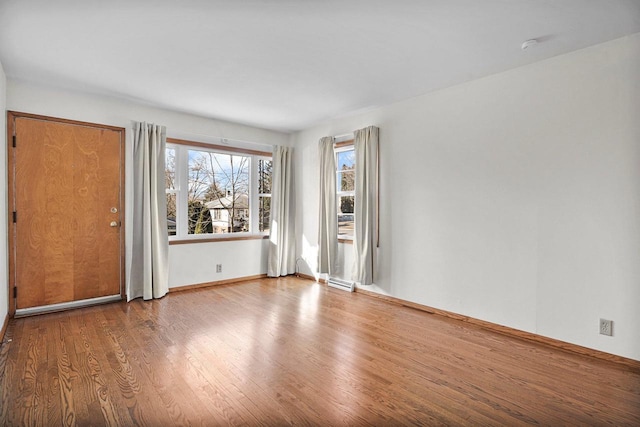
[{"left": 110, "top": 221, "right": 119, "bottom": 227}]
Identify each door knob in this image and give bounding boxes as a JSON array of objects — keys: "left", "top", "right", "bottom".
[
  {"left": 110, "top": 221, "right": 119, "bottom": 227},
  {"left": 110, "top": 207, "right": 118, "bottom": 213}
]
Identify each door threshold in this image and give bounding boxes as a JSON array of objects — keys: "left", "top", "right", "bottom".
[{"left": 15, "top": 295, "right": 122, "bottom": 317}]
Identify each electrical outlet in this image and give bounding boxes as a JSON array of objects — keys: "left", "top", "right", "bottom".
[
  {"left": 599, "top": 318, "right": 613, "bottom": 336},
  {"left": 216, "top": 264, "right": 222, "bottom": 273}
]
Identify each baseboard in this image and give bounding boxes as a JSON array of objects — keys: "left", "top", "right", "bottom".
[
  {"left": 0, "top": 313, "right": 9, "bottom": 343},
  {"left": 169, "top": 274, "right": 268, "bottom": 293},
  {"left": 353, "top": 287, "right": 640, "bottom": 371}
]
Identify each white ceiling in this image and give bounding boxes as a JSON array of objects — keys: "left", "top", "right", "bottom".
[{"left": 1, "top": 0, "right": 639, "bottom": 133}]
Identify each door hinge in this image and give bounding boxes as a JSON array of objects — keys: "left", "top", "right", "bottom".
[
  {"left": 13, "top": 287, "right": 17, "bottom": 299},
  {"left": 12, "top": 135, "right": 16, "bottom": 148},
  {"left": 12, "top": 211, "right": 16, "bottom": 223}
]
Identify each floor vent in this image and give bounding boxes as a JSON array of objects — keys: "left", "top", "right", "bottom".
[{"left": 328, "top": 277, "right": 355, "bottom": 292}]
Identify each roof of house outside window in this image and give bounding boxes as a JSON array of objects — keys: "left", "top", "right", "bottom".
[{"left": 205, "top": 193, "right": 249, "bottom": 210}]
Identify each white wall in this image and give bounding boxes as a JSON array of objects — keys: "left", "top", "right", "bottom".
[
  {"left": 169, "top": 239, "right": 268, "bottom": 287},
  {"left": 6, "top": 81, "right": 290, "bottom": 293},
  {"left": 293, "top": 33, "right": 640, "bottom": 361},
  {"left": 0, "top": 61, "right": 7, "bottom": 325}
]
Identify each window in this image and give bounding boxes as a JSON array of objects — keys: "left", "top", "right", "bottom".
[
  {"left": 166, "top": 147, "right": 177, "bottom": 236},
  {"left": 165, "top": 139, "right": 272, "bottom": 240},
  {"left": 258, "top": 159, "right": 272, "bottom": 233},
  {"left": 336, "top": 144, "right": 355, "bottom": 240}
]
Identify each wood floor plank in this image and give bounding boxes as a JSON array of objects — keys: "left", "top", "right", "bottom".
[
  {"left": 123, "top": 293, "right": 254, "bottom": 425},
  {"left": 108, "top": 303, "right": 214, "bottom": 426},
  {"left": 0, "top": 319, "right": 25, "bottom": 422},
  {"left": 77, "top": 336, "right": 120, "bottom": 425},
  {"left": 97, "top": 310, "right": 179, "bottom": 427},
  {"left": 222, "top": 285, "right": 463, "bottom": 425},
  {"left": 80, "top": 308, "right": 135, "bottom": 426},
  {"left": 44, "top": 321, "right": 63, "bottom": 427},
  {"left": 1, "top": 277, "right": 639, "bottom": 426},
  {"left": 12, "top": 318, "right": 47, "bottom": 426},
  {"left": 55, "top": 316, "right": 79, "bottom": 427}
]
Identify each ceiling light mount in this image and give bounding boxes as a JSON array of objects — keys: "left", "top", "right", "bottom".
[{"left": 521, "top": 39, "right": 538, "bottom": 50}]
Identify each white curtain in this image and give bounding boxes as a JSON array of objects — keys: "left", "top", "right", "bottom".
[
  {"left": 318, "top": 136, "right": 337, "bottom": 275},
  {"left": 129, "top": 122, "right": 169, "bottom": 301},
  {"left": 268, "top": 146, "right": 296, "bottom": 277},
  {"left": 352, "top": 126, "right": 379, "bottom": 285}
]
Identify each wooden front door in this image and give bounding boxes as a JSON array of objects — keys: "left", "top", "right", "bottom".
[{"left": 9, "top": 112, "right": 124, "bottom": 312}]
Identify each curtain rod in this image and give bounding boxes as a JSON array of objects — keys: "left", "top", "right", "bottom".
[
  {"left": 334, "top": 132, "right": 354, "bottom": 141},
  {"left": 169, "top": 129, "right": 274, "bottom": 149},
  {"left": 131, "top": 120, "right": 274, "bottom": 149}
]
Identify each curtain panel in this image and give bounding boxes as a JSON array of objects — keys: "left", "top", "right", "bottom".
[
  {"left": 268, "top": 145, "right": 296, "bottom": 277},
  {"left": 352, "top": 126, "right": 379, "bottom": 285},
  {"left": 318, "top": 136, "right": 337, "bottom": 275},
  {"left": 129, "top": 122, "right": 169, "bottom": 301}
]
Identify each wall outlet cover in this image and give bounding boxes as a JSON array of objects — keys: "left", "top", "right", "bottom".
[{"left": 599, "top": 318, "right": 613, "bottom": 336}]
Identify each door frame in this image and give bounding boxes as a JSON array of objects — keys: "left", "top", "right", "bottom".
[{"left": 7, "top": 111, "right": 126, "bottom": 316}]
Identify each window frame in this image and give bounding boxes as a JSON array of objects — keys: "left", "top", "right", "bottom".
[
  {"left": 165, "top": 146, "right": 178, "bottom": 237},
  {"left": 335, "top": 140, "right": 355, "bottom": 244},
  {"left": 165, "top": 137, "right": 272, "bottom": 244},
  {"left": 256, "top": 157, "right": 273, "bottom": 234}
]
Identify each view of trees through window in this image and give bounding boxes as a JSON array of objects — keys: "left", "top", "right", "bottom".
[
  {"left": 166, "top": 147, "right": 177, "bottom": 235},
  {"left": 258, "top": 159, "right": 272, "bottom": 233},
  {"left": 336, "top": 147, "right": 355, "bottom": 238},
  {"left": 188, "top": 150, "right": 250, "bottom": 234},
  {"left": 165, "top": 142, "right": 272, "bottom": 237}
]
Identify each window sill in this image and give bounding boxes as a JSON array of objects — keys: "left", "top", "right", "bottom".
[{"left": 169, "top": 234, "right": 269, "bottom": 245}]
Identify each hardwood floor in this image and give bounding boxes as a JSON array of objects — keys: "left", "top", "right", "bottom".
[{"left": 1, "top": 277, "right": 639, "bottom": 425}]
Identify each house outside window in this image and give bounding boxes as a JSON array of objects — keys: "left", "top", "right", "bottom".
[
  {"left": 206, "top": 192, "right": 249, "bottom": 233},
  {"left": 165, "top": 138, "right": 272, "bottom": 240}
]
